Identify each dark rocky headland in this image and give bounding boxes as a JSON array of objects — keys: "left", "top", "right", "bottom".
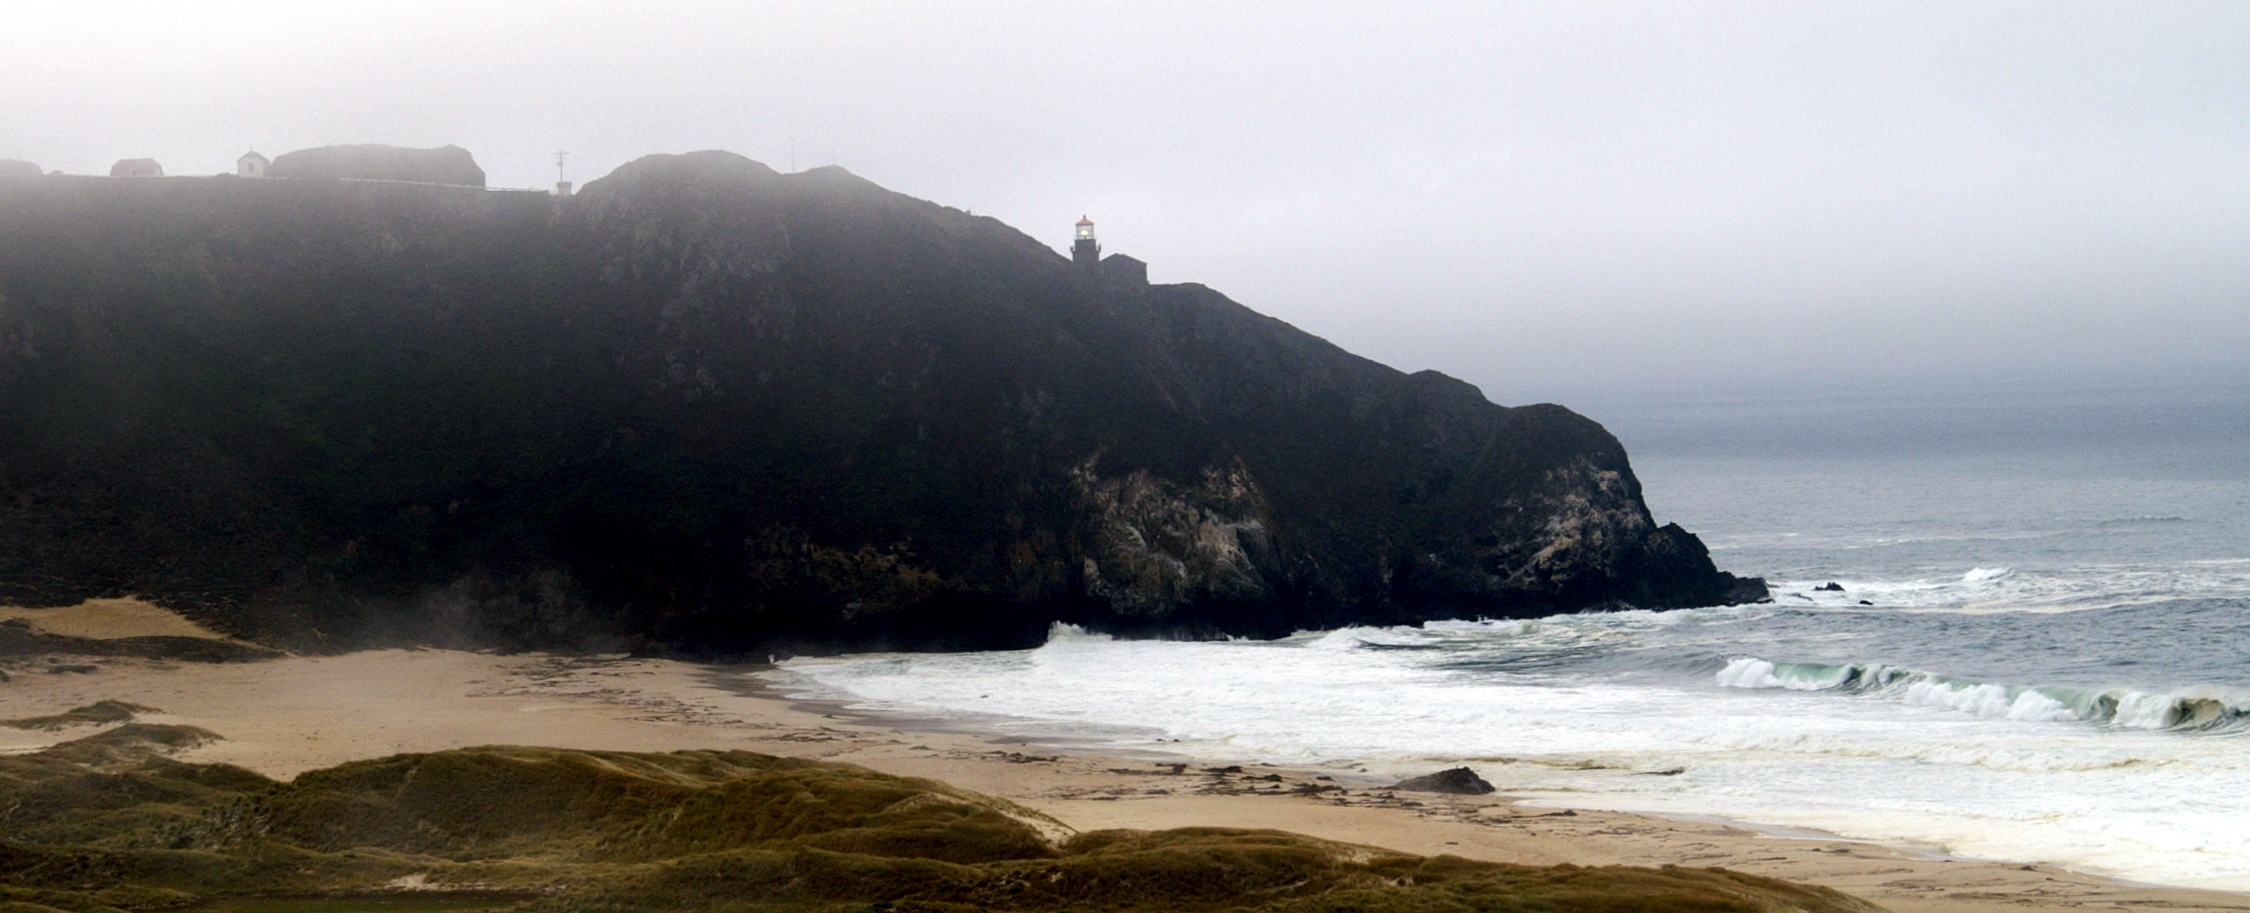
[{"left": 0, "top": 151, "right": 1764, "bottom": 655}]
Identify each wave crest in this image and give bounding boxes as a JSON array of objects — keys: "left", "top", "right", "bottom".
[{"left": 1716, "top": 656, "right": 2249, "bottom": 732}]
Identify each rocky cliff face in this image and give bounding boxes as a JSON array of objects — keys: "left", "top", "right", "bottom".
[{"left": 0, "top": 153, "right": 1763, "bottom": 654}]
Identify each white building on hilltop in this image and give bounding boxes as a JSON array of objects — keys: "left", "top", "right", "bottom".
[{"left": 236, "top": 150, "right": 269, "bottom": 178}]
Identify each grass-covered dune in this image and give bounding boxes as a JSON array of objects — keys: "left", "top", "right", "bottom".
[{"left": 0, "top": 723, "right": 1880, "bottom": 913}]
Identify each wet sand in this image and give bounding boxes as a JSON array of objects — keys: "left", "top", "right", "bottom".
[{"left": 3, "top": 599, "right": 2245, "bottom": 913}]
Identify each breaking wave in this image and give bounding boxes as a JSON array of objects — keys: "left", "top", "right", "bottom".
[
  {"left": 1770, "top": 563, "right": 2250, "bottom": 614},
  {"left": 1717, "top": 656, "right": 2250, "bottom": 732}
]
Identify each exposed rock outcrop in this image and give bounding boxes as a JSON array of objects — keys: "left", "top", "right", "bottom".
[
  {"left": 1390, "top": 767, "right": 1497, "bottom": 795},
  {"left": 0, "top": 154, "right": 1764, "bottom": 654},
  {"left": 268, "top": 143, "right": 486, "bottom": 187}
]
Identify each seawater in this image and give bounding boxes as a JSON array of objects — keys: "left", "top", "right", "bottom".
[{"left": 762, "top": 381, "right": 2250, "bottom": 891}]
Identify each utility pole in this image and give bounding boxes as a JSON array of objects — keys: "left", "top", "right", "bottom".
[{"left": 553, "top": 151, "right": 572, "bottom": 197}]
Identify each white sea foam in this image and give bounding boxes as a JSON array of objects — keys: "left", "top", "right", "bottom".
[
  {"left": 770, "top": 609, "right": 2250, "bottom": 891},
  {"left": 1303, "top": 625, "right": 1436, "bottom": 651},
  {"left": 1714, "top": 658, "right": 1853, "bottom": 691},
  {"left": 1469, "top": 385, "right": 2250, "bottom": 885},
  {"left": 1714, "top": 655, "right": 2250, "bottom": 734},
  {"left": 1768, "top": 560, "right": 2250, "bottom": 615}
]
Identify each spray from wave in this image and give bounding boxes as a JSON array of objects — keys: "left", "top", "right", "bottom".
[{"left": 1716, "top": 657, "right": 2249, "bottom": 732}]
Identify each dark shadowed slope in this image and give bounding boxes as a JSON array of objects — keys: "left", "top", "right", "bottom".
[
  {"left": 0, "top": 152, "right": 1763, "bottom": 654},
  {"left": 0, "top": 732, "right": 1876, "bottom": 913}
]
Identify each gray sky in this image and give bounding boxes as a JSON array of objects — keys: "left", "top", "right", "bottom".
[{"left": 7, "top": 1, "right": 2246, "bottom": 405}]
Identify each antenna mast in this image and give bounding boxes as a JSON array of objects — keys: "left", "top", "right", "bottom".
[{"left": 553, "top": 151, "right": 573, "bottom": 198}]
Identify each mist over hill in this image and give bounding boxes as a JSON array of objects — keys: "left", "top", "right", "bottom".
[{"left": 0, "top": 153, "right": 1762, "bottom": 654}]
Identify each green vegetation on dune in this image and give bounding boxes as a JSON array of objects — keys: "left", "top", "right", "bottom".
[
  {"left": 2, "top": 700, "right": 162, "bottom": 731},
  {"left": 185, "top": 898, "right": 529, "bottom": 913},
  {"left": 0, "top": 726, "right": 1883, "bottom": 913}
]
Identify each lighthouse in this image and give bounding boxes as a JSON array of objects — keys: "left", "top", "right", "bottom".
[{"left": 1072, "top": 215, "right": 1100, "bottom": 266}]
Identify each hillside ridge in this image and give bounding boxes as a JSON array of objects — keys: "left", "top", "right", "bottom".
[{"left": 0, "top": 152, "right": 1764, "bottom": 654}]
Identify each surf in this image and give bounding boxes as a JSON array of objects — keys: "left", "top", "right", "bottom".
[{"left": 1716, "top": 656, "right": 2250, "bottom": 732}]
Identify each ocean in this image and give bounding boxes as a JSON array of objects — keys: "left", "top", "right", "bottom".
[{"left": 761, "top": 381, "right": 2250, "bottom": 891}]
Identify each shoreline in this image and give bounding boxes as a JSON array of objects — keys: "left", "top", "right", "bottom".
[
  {"left": 2, "top": 602, "right": 2247, "bottom": 912},
  {"left": 730, "top": 663, "right": 2250, "bottom": 905}
]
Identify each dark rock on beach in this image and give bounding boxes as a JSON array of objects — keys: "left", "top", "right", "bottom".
[
  {"left": 1815, "top": 582, "right": 1844, "bottom": 592},
  {"left": 1390, "top": 766, "right": 1496, "bottom": 795},
  {"left": 0, "top": 152, "right": 1764, "bottom": 655}
]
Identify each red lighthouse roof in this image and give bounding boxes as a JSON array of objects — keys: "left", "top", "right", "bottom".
[{"left": 1076, "top": 215, "right": 1094, "bottom": 226}]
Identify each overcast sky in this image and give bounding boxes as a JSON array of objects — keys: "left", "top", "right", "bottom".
[{"left": 6, "top": 1, "right": 2246, "bottom": 405}]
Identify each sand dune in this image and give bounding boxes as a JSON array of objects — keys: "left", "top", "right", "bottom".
[
  {"left": 0, "top": 597, "right": 239, "bottom": 641},
  {"left": 1, "top": 601, "right": 2245, "bottom": 913}
]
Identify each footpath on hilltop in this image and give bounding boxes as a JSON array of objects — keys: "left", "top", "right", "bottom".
[{"left": 0, "top": 151, "right": 1764, "bottom": 654}]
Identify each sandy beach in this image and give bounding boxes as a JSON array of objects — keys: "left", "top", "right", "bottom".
[{"left": 4, "top": 599, "right": 2245, "bottom": 913}]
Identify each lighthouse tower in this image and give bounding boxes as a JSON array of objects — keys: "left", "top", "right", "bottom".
[{"left": 1072, "top": 215, "right": 1100, "bottom": 265}]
